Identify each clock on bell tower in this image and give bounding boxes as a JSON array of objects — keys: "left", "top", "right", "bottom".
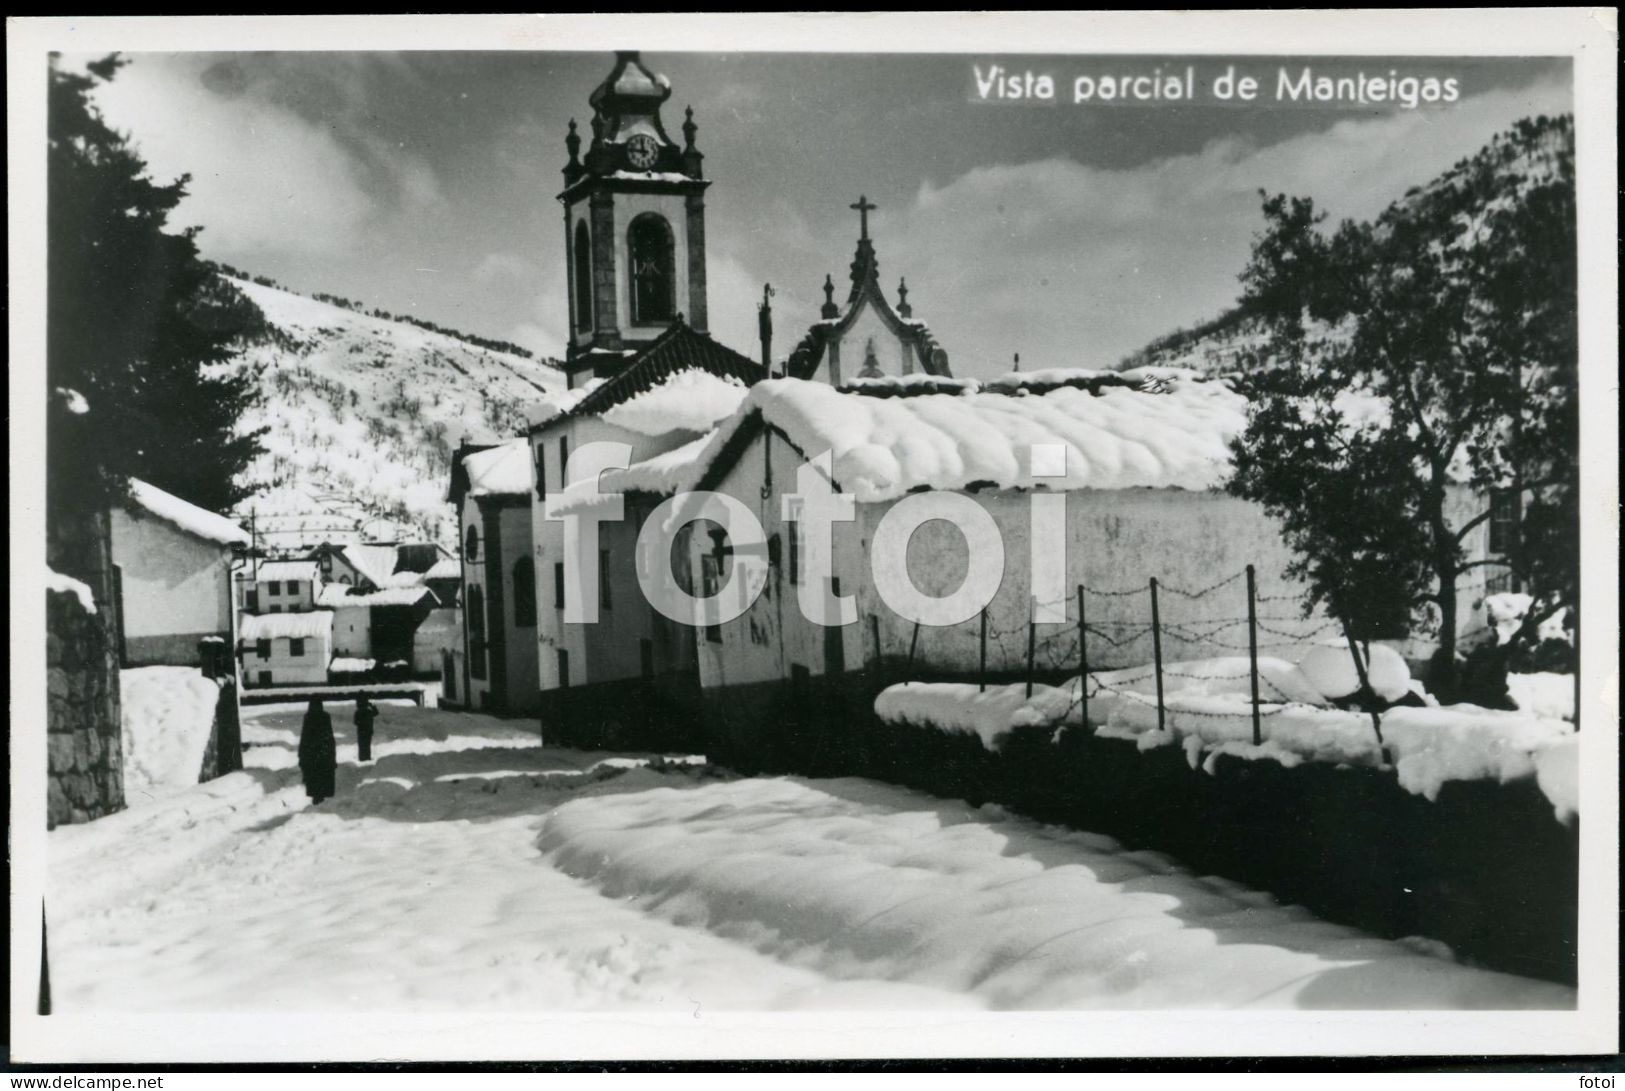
[{"left": 559, "top": 51, "right": 711, "bottom": 387}]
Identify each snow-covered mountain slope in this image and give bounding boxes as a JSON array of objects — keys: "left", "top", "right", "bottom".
[
  {"left": 224, "top": 278, "right": 563, "bottom": 550},
  {"left": 1120, "top": 114, "right": 1573, "bottom": 375}
]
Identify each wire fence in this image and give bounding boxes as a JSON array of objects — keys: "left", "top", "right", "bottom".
[{"left": 879, "top": 563, "right": 1438, "bottom": 750}]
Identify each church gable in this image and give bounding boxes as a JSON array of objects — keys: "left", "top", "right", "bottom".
[{"left": 786, "top": 196, "right": 951, "bottom": 385}]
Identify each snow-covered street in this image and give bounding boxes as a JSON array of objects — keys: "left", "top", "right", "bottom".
[{"left": 46, "top": 701, "right": 1574, "bottom": 1012}]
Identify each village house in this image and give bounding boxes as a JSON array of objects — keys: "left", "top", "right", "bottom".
[
  {"left": 238, "top": 610, "right": 334, "bottom": 688},
  {"left": 448, "top": 439, "right": 540, "bottom": 714},
  {"left": 109, "top": 478, "right": 250, "bottom": 667},
  {"left": 242, "top": 559, "right": 319, "bottom": 614}
]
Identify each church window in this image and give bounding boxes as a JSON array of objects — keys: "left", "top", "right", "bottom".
[
  {"left": 628, "top": 213, "right": 676, "bottom": 325},
  {"left": 465, "top": 525, "right": 480, "bottom": 562},
  {"left": 573, "top": 221, "right": 593, "bottom": 333}
]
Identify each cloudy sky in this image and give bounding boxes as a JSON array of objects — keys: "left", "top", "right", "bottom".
[{"left": 82, "top": 51, "right": 1569, "bottom": 377}]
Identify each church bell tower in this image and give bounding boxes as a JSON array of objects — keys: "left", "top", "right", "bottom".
[{"left": 560, "top": 51, "right": 710, "bottom": 386}]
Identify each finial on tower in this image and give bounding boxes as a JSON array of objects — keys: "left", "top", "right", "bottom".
[
  {"left": 683, "top": 106, "right": 698, "bottom": 151},
  {"left": 565, "top": 119, "right": 581, "bottom": 162},
  {"left": 821, "top": 274, "right": 839, "bottom": 320},
  {"left": 897, "top": 277, "right": 911, "bottom": 319}
]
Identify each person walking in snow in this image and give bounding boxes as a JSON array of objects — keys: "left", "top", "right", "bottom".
[
  {"left": 354, "top": 696, "right": 378, "bottom": 762},
  {"left": 298, "top": 697, "right": 337, "bottom": 804}
]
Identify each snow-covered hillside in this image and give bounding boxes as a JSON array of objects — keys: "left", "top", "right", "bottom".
[{"left": 225, "top": 278, "right": 563, "bottom": 549}]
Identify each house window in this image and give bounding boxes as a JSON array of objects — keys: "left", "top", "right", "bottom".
[
  {"left": 554, "top": 562, "right": 566, "bottom": 611},
  {"left": 557, "top": 648, "right": 570, "bottom": 688},
  {"left": 269, "top": 605, "right": 282, "bottom": 614},
  {"left": 573, "top": 220, "right": 593, "bottom": 334},
  {"left": 599, "top": 548, "right": 611, "bottom": 612},
  {"left": 258, "top": 671, "right": 272, "bottom": 686},
  {"left": 267, "top": 580, "right": 281, "bottom": 595},
  {"left": 288, "top": 581, "right": 302, "bottom": 598},
  {"left": 289, "top": 638, "right": 305, "bottom": 658},
  {"left": 255, "top": 639, "right": 271, "bottom": 659},
  {"left": 1489, "top": 489, "right": 1521, "bottom": 556},
  {"left": 628, "top": 213, "right": 676, "bottom": 325},
  {"left": 558, "top": 436, "right": 569, "bottom": 490},
  {"left": 512, "top": 557, "right": 537, "bottom": 627},
  {"left": 465, "top": 524, "right": 480, "bottom": 562},
  {"left": 245, "top": 589, "right": 258, "bottom": 611}
]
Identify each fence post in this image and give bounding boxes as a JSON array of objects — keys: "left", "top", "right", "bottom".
[
  {"left": 979, "top": 607, "right": 988, "bottom": 693},
  {"left": 1150, "top": 577, "right": 1166, "bottom": 734},
  {"left": 1246, "top": 564, "right": 1262, "bottom": 746},
  {"left": 1341, "top": 623, "right": 1387, "bottom": 755},
  {"left": 907, "top": 619, "right": 921, "bottom": 671},
  {"left": 1024, "top": 605, "right": 1037, "bottom": 699},
  {"left": 1077, "top": 584, "right": 1089, "bottom": 733}
]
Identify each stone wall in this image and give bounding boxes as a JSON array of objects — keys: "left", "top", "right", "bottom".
[{"left": 46, "top": 511, "right": 125, "bottom": 829}]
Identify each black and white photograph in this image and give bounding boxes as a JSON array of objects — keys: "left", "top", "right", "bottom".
[{"left": 7, "top": 11, "right": 1618, "bottom": 1069}]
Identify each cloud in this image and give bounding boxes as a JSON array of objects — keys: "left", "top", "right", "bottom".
[
  {"left": 87, "top": 54, "right": 441, "bottom": 259},
  {"left": 882, "top": 77, "right": 1573, "bottom": 377}
]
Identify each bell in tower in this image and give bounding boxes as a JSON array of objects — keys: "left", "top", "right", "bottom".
[{"left": 558, "top": 51, "right": 711, "bottom": 387}]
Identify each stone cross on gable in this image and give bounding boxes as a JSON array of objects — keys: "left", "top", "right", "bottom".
[{"left": 850, "top": 195, "right": 877, "bottom": 240}]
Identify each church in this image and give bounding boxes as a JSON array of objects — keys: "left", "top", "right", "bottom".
[{"left": 510, "top": 51, "right": 953, "bottom": 747}]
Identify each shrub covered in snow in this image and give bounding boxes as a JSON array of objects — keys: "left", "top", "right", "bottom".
[{"left": 1297, "top": 640, "right": 1412, "bottom": 702}]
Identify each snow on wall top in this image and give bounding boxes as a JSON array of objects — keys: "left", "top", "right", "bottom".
[
  {"left": 699, "top": 373, "right": 1248, "bottom": 502},
  {"left": 600, "top": 369, "right": 748, "bottom": 437},
  {"left": 253, "top": 560, "right": 320, "bottom": 583},
  {"left": 463, "top": 439, "right": 533, "bottom": 498},
  {"left": 127, "top": 478, "right": 250, "bottom": 546},
  {"left": 239, "top": 610, "right": 333, "bottom": 642},
  {"left": 424, "top": 556, "right": 461, "bottom": 580},
  {"left": 47, "top": 568, "right": 97, "bottom": 614}
]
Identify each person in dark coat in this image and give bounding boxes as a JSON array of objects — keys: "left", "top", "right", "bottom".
[
  {"left": 298, "top": 697, "right": 337, "bottom": 804},
  {"left": 354, "top": 696, "right": 378, "bottom": 762}
]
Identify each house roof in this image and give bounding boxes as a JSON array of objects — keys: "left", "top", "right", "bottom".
[
  {"left": 254, "top": 560, "right": 320, "bottom": 583},
  {"left": 536, "top": 320, "right": 762, "bottom": 431},
  {"left": 315, "top": 584, "right": 439, "bottom": 609},
  {"left": 240, "top": 611, "right": 333, "bottom": 642},
  {"left": 461, "top": 439, "right": 533, "bottom": 499},
  {"left": 125, "top": 479, "right": 250, "bottom": 547},
  {"left": 681, "top": 371, "right": 1250, "bottom": 503}
]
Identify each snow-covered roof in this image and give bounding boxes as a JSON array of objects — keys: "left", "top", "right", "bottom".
[
  {"left": 342, "top": 544, "right": 399, "bottom": 588},
  {"left": 425, "top": 556, "right": 461, "bottom": 580},
  {"left": 546, "top": 430, "right": 716, "bottom": 517},
  {"left": 601, "top": 369, "right": 748, "bottom": 436},
  {"left": 239, "top": 611, "right": 333, "bottom": 641},
  {"left": 686, "top": 373, "right": 1249, "bottom": 502},
  {"left": 315, "top": 584, "right": 438, "bottom": 609},
  {"left": 127, "top": 479, "right": 250, "bottom": 547},
  {"left": 463, "top": 439, "right": 533, "bottom": 498},
  {"left": 254, "top": 560, "right": 320, "bottom": 583}
]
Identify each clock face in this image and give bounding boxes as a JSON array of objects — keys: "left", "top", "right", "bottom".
[{"left": 625, "top": 135, "right": 660, "bottom": 170}]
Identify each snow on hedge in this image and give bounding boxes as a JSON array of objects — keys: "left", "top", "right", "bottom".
[
  {"left": 541, "top": 776, "right": 1574, "bottom": 1009},
  {"left": 128, "top": 478, "right": 250, "bottom": 546},
  {"left": 1507, "top": 672, "right": 1576, "bottom": 722},
  {"left": 874, "top": 682, "right": 1076, "bottom": 750},
  {"left": 876, "top": 651, "right": 1578, "bottom": 820},
  {"left": 1485, "top": 592, "right": 1570, "bottom": 644},
  {"left": 601, "top": 369, "right": 748, "bottom": 437},
  {"left": 46, "top": 567, "right": 97, "bottom": 614},
  {"left": 121, "top": 667, "right": 220, "bottom": 801}
]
